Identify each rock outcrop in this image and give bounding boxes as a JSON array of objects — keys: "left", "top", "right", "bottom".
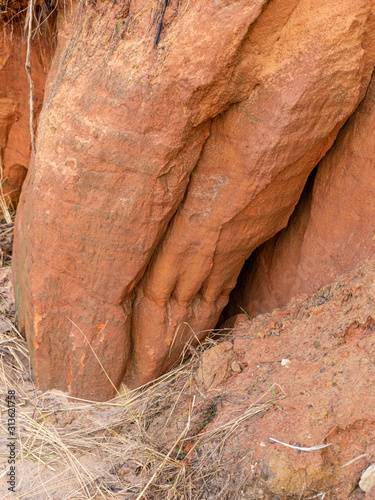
[
  {"left": 0, "top": 9, "right": 53, "bottom": 202},
  {"left": 11, "top": 0, "right": 375, "bottom": 399},
  {"left": 230, "top": 72, "right": 375, "bottom": 318}
]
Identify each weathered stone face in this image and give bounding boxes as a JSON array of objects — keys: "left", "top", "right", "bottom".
[
  {"left": 230, "top": 73, "right": 375, "bottom": 319},
  {"left": 0, "top": 19, "right": 52, "bottom": 201},
  {"left": 11, "top": 0, "right": 375, "bottom": 400}
]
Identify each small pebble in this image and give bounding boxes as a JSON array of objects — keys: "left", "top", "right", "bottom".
[
  {"left": 359, "top": 463, "right": 375, "bottom": 492},
  {"left": 281, "top": 358, "right": 291, "bottom": 367},
  {"left": 231, "top": 361, "right": 242, "bottom": 373}
]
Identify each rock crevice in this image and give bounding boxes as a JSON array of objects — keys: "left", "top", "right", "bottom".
[{"left": 231, "top": 71, "right": 375, "bottom": 319}]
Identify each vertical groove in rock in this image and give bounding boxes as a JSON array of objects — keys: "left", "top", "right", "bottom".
[{"left": 0, "top": 7, "right": 56, "bottom": 203}]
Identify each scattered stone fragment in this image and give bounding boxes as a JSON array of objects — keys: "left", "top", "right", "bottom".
[
  {"left": 281, "top": 358, "right": 291, "bottom": 367},
  {"left": 360, "top": 464, "right": 375, "bottom": 493},
  {"left": 231, "top": 361, "right": 242, "bottom": 373}
]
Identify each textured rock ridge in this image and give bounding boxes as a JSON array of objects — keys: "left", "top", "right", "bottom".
[
  {"left": 231, "top": 72, "right": 375, "bottom": 318},
  {"left": 128, "top": 0, "right": 375, "bottom": 385},
  {"left": 12, "top": 0, "right": 375, "bottom": 399},
  {"left": 0, "top": 14, "right": 53, "bottom": 202}
]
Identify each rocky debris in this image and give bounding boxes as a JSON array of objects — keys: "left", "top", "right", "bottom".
[
  {"left": 230, "top": 70, "right": 375, "bottom": 318},
  {"left": 10, "top": 0, "right": 375, "bottom": 400},
  {"left": 197, "top": 341, "right": 238, "bottom": 391},
  {"left": 360, "top": 465, "right": 375, "bottom": 493},
  {"left": 166, "top": 256, "right": 375, "bottom": 499}
]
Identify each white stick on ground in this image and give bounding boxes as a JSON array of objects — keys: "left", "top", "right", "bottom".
[{"left": 269, "top": 437, "right": 332, "bottom": 452}]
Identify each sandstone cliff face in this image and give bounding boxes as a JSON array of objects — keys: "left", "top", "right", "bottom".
[
  {"left": 11, "top": 0, "right": 375, "bottom": 400},
  {"left": 0, "top": 11, "right": 53, "bottom": 202},
  {"left": 231, "top": 73, "right": 375, "bottom": 318}
]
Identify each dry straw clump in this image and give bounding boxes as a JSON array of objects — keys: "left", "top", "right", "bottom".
[{"left": 0, "top": 339, "right": 282, "bottom": 499}]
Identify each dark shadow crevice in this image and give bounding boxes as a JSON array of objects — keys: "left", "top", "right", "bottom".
[{"left": 218, "top": 166, "right": 318, "bottom": 325}]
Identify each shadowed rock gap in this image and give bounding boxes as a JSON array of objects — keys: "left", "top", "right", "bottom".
[
  {"left": 223, "top": 71, "right": 375, "bottom": 322},
  {"left": 0, "top": 2, "right": 58, "bottom": 206},
  {"left": 220, "top": 166, "right": 318, "bottom": 325}
]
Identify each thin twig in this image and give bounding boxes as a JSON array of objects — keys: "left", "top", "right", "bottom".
[
  {"left": 25, "top": 0, "right": 36, "bottom": 156},
  {"left": 269, "top": 437, "right": 332, "bottom": 452},
  {"left": 135, "top": 417, "right": 191, "bottom": 500},
  {"left": 0, "top": 157, "right": 12, "bottom": 224},
  {"left": 340, "top": 453, "right": 369, "bottom": 468}
]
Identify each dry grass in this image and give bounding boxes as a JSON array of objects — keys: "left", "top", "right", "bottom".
[
  {"left": 0, "top": 157, "right": 14, "bottom": 226},
  {"left": 0, "top": 217, "right": 284, "bottom": 498},
  {"left": 0, "top": 330, "right": 284, "bottom": 498}
]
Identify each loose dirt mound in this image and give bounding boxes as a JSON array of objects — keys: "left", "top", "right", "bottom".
[{"left": 195, "top": 259, "right": 375, "bottom": 499}]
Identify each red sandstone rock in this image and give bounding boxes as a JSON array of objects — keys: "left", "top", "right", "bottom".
[
  {"left": 12, "top": 0, "right": 375, "bottom": 399},
  {"left": 127, "top": 0, "right": 375, "bottom": 386},
  {"left": 236, "top": 72, "right": 375, "bottom": 318},
  {"left": 14, "top": 0, "right": 269, "bottom": 400},
  {"left": 0, "top": 18, "right": 52, "bottom": 202}
]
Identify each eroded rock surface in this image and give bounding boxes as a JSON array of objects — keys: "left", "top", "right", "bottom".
[
  {"left": 232, "top": 72, "right": 375, "bottom": 318},
  {"left": 12, "top": 0, "right": 375, "bottom": 399},
  {"left": 0, "top": 14, "right": 53, "bottom": 201}
]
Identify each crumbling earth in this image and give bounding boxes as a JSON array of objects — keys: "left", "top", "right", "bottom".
[{"left": 147, "top": 255, "right": 375, "bottom": 499}]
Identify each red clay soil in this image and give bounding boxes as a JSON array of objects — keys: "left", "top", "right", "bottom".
[{"left": 159, "top": 256, "right": 375, "bottom": 499}]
